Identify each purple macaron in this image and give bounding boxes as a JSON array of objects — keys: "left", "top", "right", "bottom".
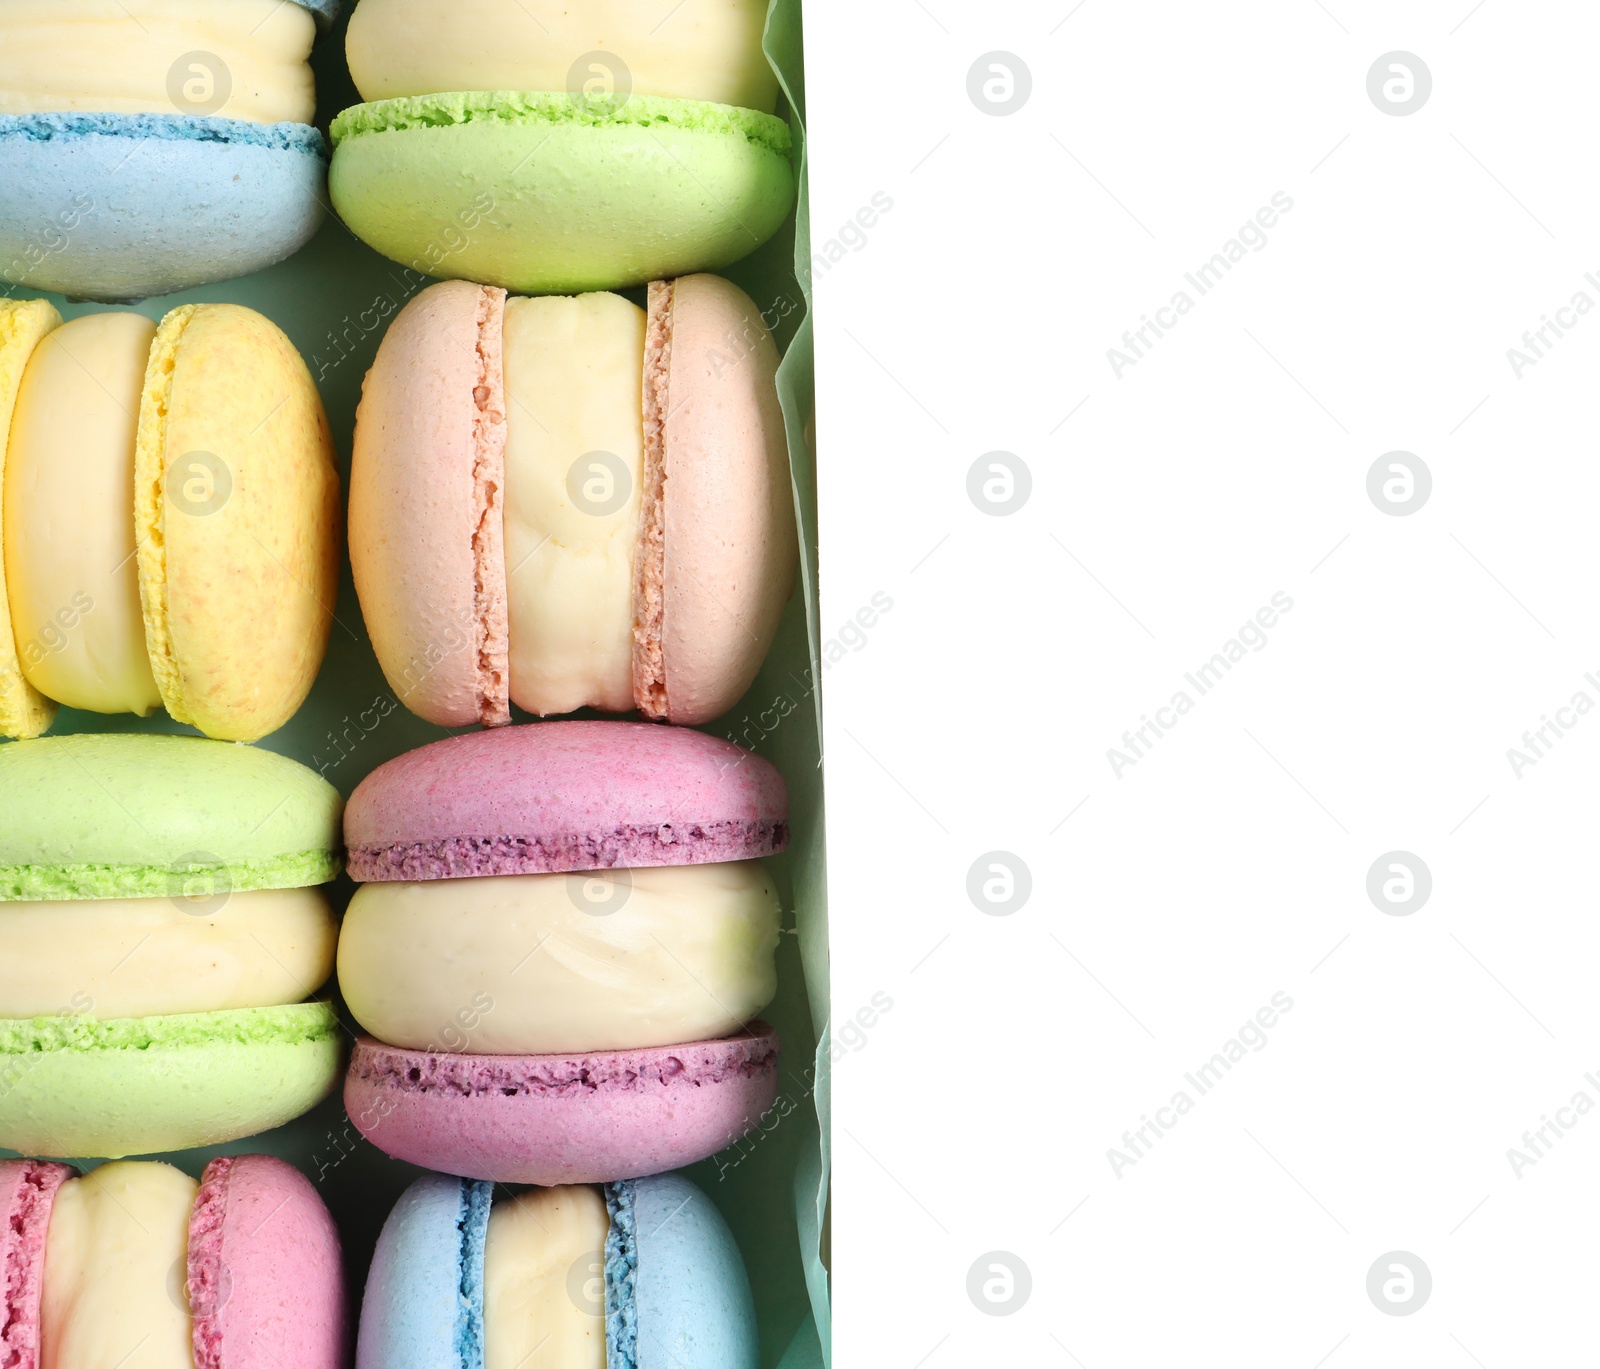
[{"left": 337, "top": 721, "right": 787, "bottom": 1184}]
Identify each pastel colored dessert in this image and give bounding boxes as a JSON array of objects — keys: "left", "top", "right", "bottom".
[
  {"left": 357, "top": 1171, "right": 755, "bottom": 1369},
  {"left": 350, "top": 275, "right": 796, "bottom": 729},
  {"left": 0, "top": 0, "right": 339, "bottom": 301},
  {"left": 338, "top": 722, "right": 785, "bottom": 1184},
  {"left": 330, "top": 0, "right": 793, "bottom": 292},
  {"left": 0, "top": 734, "right": 346, "bottom": 1159},
  {"left": 0, "top": 297, "right": 340, "bottom": 742},
  {"left": 0, "top": 1155, "right": 347, "bottom": 1369}
]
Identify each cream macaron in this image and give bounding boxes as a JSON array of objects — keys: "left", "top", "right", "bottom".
[
  {"left": 349, "top": 274, "right": 796, "bottom": 729},
  {"left": 0, "top": 298, "right": 340, "bottom": 741}
]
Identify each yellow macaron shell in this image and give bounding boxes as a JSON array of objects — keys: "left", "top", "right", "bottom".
[
  {"left": 4, "top": 313, "right": 163, "bottom": 718},
  {"left": 0, "top": 300, "right": 61, "bottom": 740},
  {"left": 135, "top": 304, "right": 340, "bottom": 741},
  {"left": 0, "top": 0, "right": 317, "bottom": 124},
  {"left": 345, "top": 0, "right": 778, "bottom": 113}
]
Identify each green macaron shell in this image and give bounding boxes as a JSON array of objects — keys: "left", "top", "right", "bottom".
[
  {"left": 329, "top": 91, "right": 795, "bottom": 293},
  {"left": 0, "top": 1002, "right": 343, "bottom": 1159},
  {"left": 0, "top": 734, "right": 342, "bottom": 901}
]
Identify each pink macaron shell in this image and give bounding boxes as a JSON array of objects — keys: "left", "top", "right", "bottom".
[
  {"left": 344, "top": 1023, "right": 779, "bottom": 1184},
  {"left": 0, "top": 1160, "right": 73, "bottom": 1369},
  {"left": 350, "top": 279, "right": 510, "bottom": 728},
  {"left": 187, "top": 1155, "right": 348, "bottom": 1369},
  {"left": 646, "top": 274, "right": 798, "bottom": 725},
  {"left": 344, "top": 720, "right": 788, "bottom": 881}
]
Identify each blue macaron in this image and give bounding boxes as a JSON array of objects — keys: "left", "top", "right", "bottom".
[
  {"left": 0, "top": 0, "right": 338, "bottom": 303},
  {"left": 357, "top": 1172, "right": 758, "bottom": 1369}
]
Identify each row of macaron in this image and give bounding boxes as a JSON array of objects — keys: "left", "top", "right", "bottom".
[
  {"left": 1, "top": 0, "right": 793, "bottom": 303},
  {"left": 0, "top": 266, "right": 794, "bottom": 744},
  {"left": 0, "top": 723, "right": 787, "bottom": 1184},
  {"left": 5, "top": 1157, "right": 756, "bottom": 1369}
]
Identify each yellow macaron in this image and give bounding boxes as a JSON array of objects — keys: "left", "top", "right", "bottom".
[{"left": 0, "top": 299, "right": 340, "bottom": 742}]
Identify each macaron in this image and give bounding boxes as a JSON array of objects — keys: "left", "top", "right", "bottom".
[
  {"left": 0, "top": 734, "right": 346, "bottom": 1159},
  {"left": 0, "top": 0, "right": 339, "bottom": 302},
  {"left": 330, "top": 0, "right": 793, "bottom": 293},
  {"left": 338, "top": 721, "right": 784, "bottom": 1184},
  {"left": 0, "top": 1155, "right": 347, "bottom": 1369},
  {"left": 350, "top": 274, "right": 795, "bottom": 729},
  {"left": 0, "top": 297, "right": 340, "bottom": 742},
  {"left": 357, "top": 1171, "right": 755, "bottom": 1369}
]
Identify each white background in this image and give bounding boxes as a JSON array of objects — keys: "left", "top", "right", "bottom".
[{"left": 810, "top": 1, "right": 1600, "bottom": 1363}]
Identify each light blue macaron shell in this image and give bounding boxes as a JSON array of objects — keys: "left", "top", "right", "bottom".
[
  {"left": 622, "top": 1173, "right": 760, "bottom": 1369},
  {"left": 357, "top": 1173, "right": 492, "bottom": 1369},
  {"left": 292, "top": 0, "right": 341, "bottom": 25},
  {"left": 0, "top": 113, "right": 327, "bottom": 303}
]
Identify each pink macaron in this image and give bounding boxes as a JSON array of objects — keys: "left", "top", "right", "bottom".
[
  {"left": 1, "top": 1154, "right": 347, "bottom": 1369},
  {"left": 337, "top": 721, "right": 786, "bottom": 1184},
  {"left": 349, "top": 273, "right": 798, "bottom": 730}
]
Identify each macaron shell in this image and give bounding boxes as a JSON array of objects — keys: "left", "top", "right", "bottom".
[
  {"left": 642, "top": 275, "right": 797, "bottom": 724},
  {"left": 188, "top": 1155, "right": 348, "bottom": 1369},
  {"left": 135, "top": 302, "right": 341, "bottom": 741},
  {"left": 329, "top": 93, "right": 794, "bottom": 294},
  {"left": 0, "top": 300, "right": 60, "bottom": 740},
  {"left": 343, "top": 721, "right": 788, "bottom": 880},
  {"left": 350, "top": 280, "right": 509, "bottom": 728},
  {"left": 344, "top": 1024, "right": 780, "bottom": 1184},
  {"left": 0, "top": 1159, "right": 73, "bottom": 1369},
  {"left": 0, "top": 734, "right": 342, "bottom": 900},
  {"left": 357, "top": 1173, "right": 491, "bottom": 1369},
  {"left": 0, "top": 116, "right": 326, "bottom": 304},
  {"left": 0, "top": 1003, "right": 343, "bottom": 1159},
  {"left": 632, "top": 1173, "right": 758, "bottom": 1369}
]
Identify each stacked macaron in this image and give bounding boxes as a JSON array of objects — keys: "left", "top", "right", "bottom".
[
  {"left": 358, "top": 1171, "right": 755, "bottom": 1369},
  {"left": 2, "top": 1154, "right": 346, "bottom": 1369},
  {"left": 0, "top": 735, "right": 346, "bottom": 1159},
  {"left": 336, "top": 722, "right": 785, "bottom": 1184},
  {"left": 0, "top": 297, "right": 340, "bottom": 742},
  {"left": 330, "top": 0, "right": 794, "bottom": 291},
  {"left": 0, "top": 0, "right": 339, "bottom": 301},
  {"left": 351, "top": 274, "right": 796, "bottom": 728}
]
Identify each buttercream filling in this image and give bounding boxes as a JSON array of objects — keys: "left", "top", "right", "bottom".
[
  {"left": 0, "top": 0, "right": 317, "bottom": 124},
  {"left": 40, "top": 1161, "right": 196, "bottom": 1369},
  {"left": 337, "top": 859, "right": 779, "bottom": 1055},
  {"left": 0, "top": 887, "right": 336, "bottom": 1020},
  {"left": 483, "top": 1185, "right": 607, "bottom": 1369},
  {"left": 3, "top": 313, "right": 161, "bottom": 717},
  {"left": 345, "top": 0, "right": 778, "bottom": 113},
  {"left": 502, "top": 293, "right": 645, "bottom": 717}
]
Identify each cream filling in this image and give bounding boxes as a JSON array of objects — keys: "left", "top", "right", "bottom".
[
  {"left": 338, "top": 860, "right": 779, "bottom": 1054},
  {"left": 502, "top": 293, "right": 645, "bottom": 718},
  {"left": 345, "top": 0, "right": 778, "bottom": 113},
  {"left": 4, "top": 313, "right": 161, "bottom": 717},
  {"left": 40, "top": 1161, "right": 196, "bottom": 1369},
  {"left": 483, "top": 1186, "right": 608, "bottom": 1369},
  {"left": 0, "top": 0, "right": 316, "bottom": 124},
  {"left": 0, "top": 887, "right": 336, "bottom": 1020}
]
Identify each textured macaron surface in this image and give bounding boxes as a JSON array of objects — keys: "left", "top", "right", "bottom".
[
  {"left": 631, "top": 1173, "right": 758, "bottom": 1369},
  {"left": 0, "top": 1002, "right": 343, "bottom": 1159},
  {"left": 344, "top": 721, "right": 787, "bottom": 880},
  {"left": 329, "top": 93, "right": 793, "bottom": 294},
  {"left": 0, "top": 1159, "right": 73, "bottom": 1369},
  {"left": 188, "top": 1155, "right": 347, "bottom": 1369},
  {"left": 0, "top": 115, "right": 326, "bottom": 303},
  {"left": 344, "top": 1024, "right": 780, "bottom": 1185},
  {"left": 0, "top": 735, "right": 341, "bottom": 900},
  {"left": 356, "top": 1173, "right": 491, "bottom": 1369}
]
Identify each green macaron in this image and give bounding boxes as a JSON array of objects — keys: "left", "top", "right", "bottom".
[
  {"left": 329, "top": 91, "right": 794, "bottom": 295},
  {"left": 0, "top": 735, "right": 345, "bottom": 1160}
]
